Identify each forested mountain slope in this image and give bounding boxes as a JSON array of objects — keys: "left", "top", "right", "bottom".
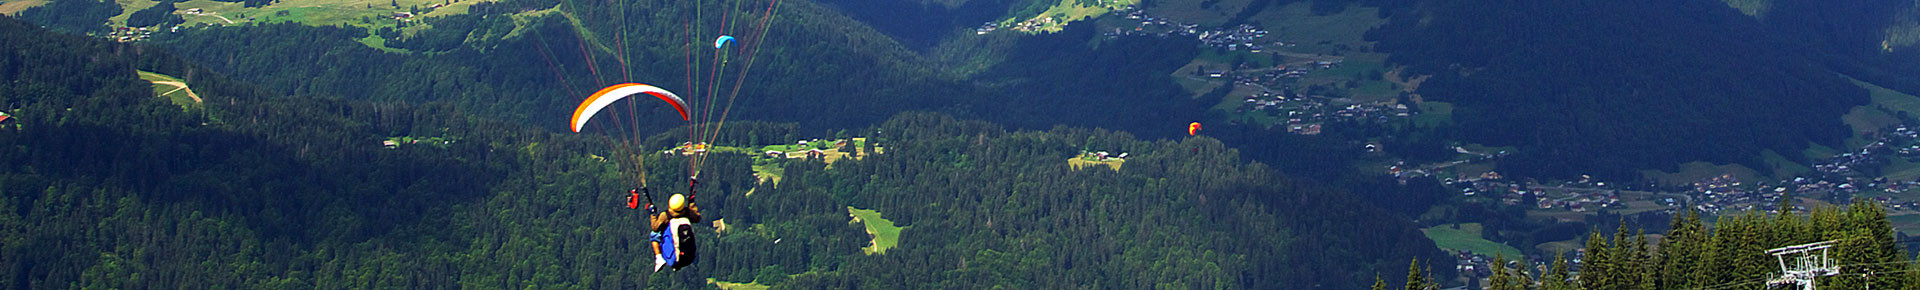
[
  {"left": 0, "top": 16, "right": 1446, "bottom": 289},
  {"left": 141, "top": 0, "right": 1209, "bottom": 141},
  {"left": 148, "top": 0, "right": 959, "bottom": 134},
  {"left": 1740, "top": 0, "right": 1920, "bottom": 104},
  {"left": 1369, "top": 0, "right": 1868, "bottom": 179},
  {"left": 725, "top": 113, "right": 1449, "bottom": 288}
]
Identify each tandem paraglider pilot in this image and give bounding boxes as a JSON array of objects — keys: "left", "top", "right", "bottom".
[{"left": 634, "top": 187, "right": 702, "bottom": 272}]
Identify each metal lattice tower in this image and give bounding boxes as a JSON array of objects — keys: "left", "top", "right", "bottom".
[{"left": 1766, "top": 240, "right": 1840, "bottom": 290}]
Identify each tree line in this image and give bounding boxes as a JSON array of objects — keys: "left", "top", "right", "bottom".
[{"left": 1388, "top": 199, "right": 1918, "bottom": 290}]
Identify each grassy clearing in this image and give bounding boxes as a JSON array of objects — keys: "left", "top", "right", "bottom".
[
  {"left": 1173, "top": 75, "right": 1217, "bottom": 98},
  {"left": 1144, "top": 0, "right": 1248, "bottom": 27},
  {"left": 1299, "top": 56, "right": 1397, "bottom": 102},
  {"left": 1348, "top": 79, "right": 1399, "bottom": 101},
  {"left": 1720, "top": 0, "right": 1771, "bottom": 18},
  {"left": 1615, "top": 200, "right": 1668, "bottom": 215},
  {"left": 148, "top": 0, "right": 487, "bottom": 31},
  {"left": 1449, "top": 162, "right": 1497, "bottom": 177},
  {"left": 1421, "top": 223, "right": 1523, "bottom": 258},
  {"left": 1068, "top": 157, "right": 1123, "bottom": 171},
  {"left": 1412, "top": 101, "right": 1453, "bottom": 128},
  {"left": 751, "top": 162, "right": 783, "bottom": 185},
  {"left": 1882, "top": 157, "right": 1920, "bottom": 183},
  {"left": 709, "top": 279, "right": 772, "bottom": 290},
  {"left": 1803, "top": 142, "right": 1840, "bottom": 161},
  {"left": 356, "top": 34, "right": 412, "bottom": 53},
  {"left": 1195, "top": 49, "right": 1279, "bottom": 68},
  {"left": 137, "top": 70, "right": 182, "bottom": 83},
  {"left": 1760, "top": 149, "right": 1813, "bottom": 178},
  {"left": 760, "top": 138, "right": 865, "bottom": 152},
  {"left": 1171, "top": 60, "right": 1226, "bottom": 97},
  {"left": 1890, "top": 214, "right": 1920, "bottom": 235},
  {"left": 1639, "top": 161, "right": 1763, "bottom": 186},
  {"left": 1300, "top": 57, "right": 1381, "bottom": 81},
  {"left": 1843, "top": 106, "right": 1900, "bottom": 144},
  {"left": 137, "top": 70, "right": 200, "bottom": 107},
  {"left": 1534, "top": 239, "right": 1582, "bottom": 255},
  {"left": 848, "top": 207, "right": 903, "bottom": 254},
  {"left": 151, "top": 86, "right": 197, "bottom": 107},
  {"left": 742, "top": 138, "right": 883, "bottom": 187},
  {"left": 1890, "top": 213, "right": 1920, "bottom": 235},
  {"left": 0, "top": 0, "right": 46, "bottom": 16},
  {"left": 1526, "top": 210, "right": 1588, "bottom": 224},
  {"left": 1030, "top": 0, "right": 1134, "bottom": 33},
  {"left": 1855, "top": 78, "right": 1920, "bottom": 117},
  {"left": 1834, "top": 77, "right": 1920, "bottom": 150},
  {"left": 1245, "top": 2, "right": 1386, "bottom": 55}
]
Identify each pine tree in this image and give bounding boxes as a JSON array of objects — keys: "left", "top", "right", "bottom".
[
  {"left": 1657, "top": 208, "right": 1702, "bottom": 289},
  {"left": 1773, "top": 192, "right": 1808, "bottom": 245},
  {"left": 1542, "top": 252, "right": 1571, "bottom": 290},
  {"left": 1406, "top": 258, "right": 1425, "bottom": 290},
  {"left": 1426, "top": 265, "right": 1440, "bottom": 290},
  {"left": 1374, "top": 274, "right": 1388, "bottom": 290},
  {"left": 1515, "top": 260, "right": 1533, "bottom": 290},
  {"left": 1827, "top": 199, "right": 1902, "bottom": 289},
  {"left": 1689, "top": 220, "right": 1723, "bottom": 288},
  {"left": 1583, "top": 230, "right": 1612, "bottom": 290},
  {"left": 1608, "top": 225, "right": 1636, "bottom": 290},
  {"left": 1603, "top": 224, "right": 1647, "bottom": 290},
  {"left": 1631, "top": 230, "right": 1654, "bottom": 290},
  {"left": 1490, "top": 253, "right": 1512, "bottom": 290},
  {"left": 1735, "top": 212, "right": 1773, "bottom": 287},
  {"left": 1902, "top": 261, "right": 1920, "bottom": 290}
]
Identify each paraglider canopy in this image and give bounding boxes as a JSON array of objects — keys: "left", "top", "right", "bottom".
[
  {"left": 1188, "top": 122, "right": 1202, "bottom": 136},
  {"left": 570, "top": 83, "right": 690, "bottom": 132},
  {"left": 714, "top": 35, "right": 736, "bottom": 49}
]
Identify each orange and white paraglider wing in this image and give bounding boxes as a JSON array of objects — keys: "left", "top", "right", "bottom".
[{"left": 571, "top": 83, "right": 690, "bottom": 132}]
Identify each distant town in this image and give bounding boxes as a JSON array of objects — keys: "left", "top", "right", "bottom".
[{"left": 987, "top": 5, "right": 1422, "bottom": 134}]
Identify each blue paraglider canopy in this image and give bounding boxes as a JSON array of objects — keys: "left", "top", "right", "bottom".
[{"left": 714, "top": 35, "right": 735, "bottom": 49}]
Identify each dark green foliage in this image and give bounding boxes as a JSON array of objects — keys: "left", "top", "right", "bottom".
[
  {"left": 1368, "top": 0, "right": 1867, "bottom": 179},
  {"left": 1542, "top": 252, "right": 1571, "bottom": 290},
  {"left": 0, "top": 16, "right": 1454, "bottom": 288},
  {"left": 806, "top": 0, "right": 1024, "bottom": 48},
  {"left": 12, "top": 0, "right": 122, "bottom": 34},
  {"left": 0, "top": 16, "right": 664, "bottom": 288},
  {"left": 126, "top": 0, "right": 185, "bottom": 28},
  {"left": 1754, "top": 0, "right": 1920, "bottom": 98},
  {"left": 137, "top": 0, "right": 1228, "bottom": 147},
  {"left": 1545, "top": 201, "right": 1915, "bottom": 290},
  {"left": 718, "top": 112, "right": 1450, "bottom": 288},
  {"left": 1405, "top": 258, "right": 1424, "bottom": 290},
  {"left": 150, "top": 0, "right": 962, "bottom": 136},
  {"left": 959, "top": 21, "right": 1209, "bottom": 139},
  {"left": 1489, "top": 253, "right": 1512, "bottom": 290}
]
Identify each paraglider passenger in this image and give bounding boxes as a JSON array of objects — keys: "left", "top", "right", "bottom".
[{"left": 650, "top": 193, "right": 701, "bottom": 271}]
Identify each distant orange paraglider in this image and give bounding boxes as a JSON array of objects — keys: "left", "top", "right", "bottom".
[{"left": 1188, "top": 122, "right": 1201, "bottom": 136}]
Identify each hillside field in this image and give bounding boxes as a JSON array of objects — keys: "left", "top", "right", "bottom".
[{"left": 1420, "top": 223, "right": 1522, "bottom": 258}]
